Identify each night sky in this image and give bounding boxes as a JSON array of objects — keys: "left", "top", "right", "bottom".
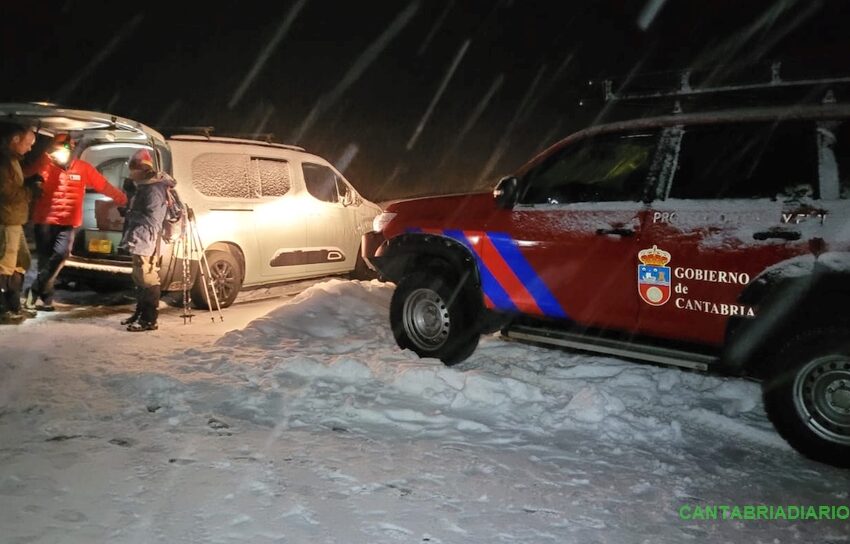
[{"left": 3, "top": 0, "right": 848, "bottom": 200}]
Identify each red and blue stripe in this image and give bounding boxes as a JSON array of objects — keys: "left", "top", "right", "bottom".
[{"left": 408, "top": 228, "right": 568, "bottom": 319}]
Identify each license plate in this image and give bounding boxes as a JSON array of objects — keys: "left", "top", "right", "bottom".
[{"left": 88, "top": 239, "right": 112, "bottom": 254}]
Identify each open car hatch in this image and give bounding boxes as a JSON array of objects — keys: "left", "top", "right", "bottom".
[{"left": 0, "top": 102, "right": 166, "bottom": 146}]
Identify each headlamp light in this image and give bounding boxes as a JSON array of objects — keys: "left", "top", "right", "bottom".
[{"left": 49, "top": 146, "right": 71, "bottom": 166}]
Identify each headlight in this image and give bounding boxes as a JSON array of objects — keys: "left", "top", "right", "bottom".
[{"left": 372, "top": 212, "right": 397, "bottom": 233}]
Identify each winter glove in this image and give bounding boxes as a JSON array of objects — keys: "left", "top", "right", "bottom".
[
  {"left": 24, "top": 174, "right": 44, "bottom": 200},
  {"left": 122, "top": 177, "right": 136, "bottom": 194}
]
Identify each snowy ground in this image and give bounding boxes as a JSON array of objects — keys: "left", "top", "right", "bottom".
[{"left": 0, "top": 279, "right": 848, "bottom": 544}]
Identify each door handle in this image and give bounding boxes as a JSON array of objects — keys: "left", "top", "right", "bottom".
[
  {"left": 753, "top": 230, "right": 801, "bottom": 241},
  {"left": 596, "top": 227, "right": 635, "bottom": 237}
]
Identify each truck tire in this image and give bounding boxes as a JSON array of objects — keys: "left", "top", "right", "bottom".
[
  {"left": 763, "top": 327, "right": 850, "bottom": 468},
  {"left": 390, "top": 269, "right": 480, "bottom": 365},
  {"left": 191, "top": 250, "right": 242, "bottom": 309}
]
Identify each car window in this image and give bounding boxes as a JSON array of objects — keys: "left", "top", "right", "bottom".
[
  {"left": 253, "top": 158, "right": 291, "bottom": 197},
  {"left": 668, "top": 122, "right": 818, "bottom": 200},
  {"left": 303, "top": 162, "right": 339, "bottom": 203},
  {"left": 192, "top": 153, "right": 256, "bottom": 199},
  {"left": 94, "top": 157, "right": 128, "bottom": 192},
  {"left": 334, "top": 176, "right": 362, "bottom": 205},
  {"left": 336, "top": 177, "right": 350, "bottom": 203},
  {"left": 520, "top": 132, "right": 659, "bottom": 204}
]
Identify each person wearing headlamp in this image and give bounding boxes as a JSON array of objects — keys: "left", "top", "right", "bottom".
[{"left": 26, "top": 134, "right": 128, "bottom": 311}]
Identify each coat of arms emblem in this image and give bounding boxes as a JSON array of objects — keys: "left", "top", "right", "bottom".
[{"left": 637, "top": 245, "right": 672, "bottom": 306}]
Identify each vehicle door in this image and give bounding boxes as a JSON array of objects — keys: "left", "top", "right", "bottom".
[
  {"left": 637, "top": 120, "right": 827, "bottom": 345},
  {"left": 300, "top": 161, "right": 361, "bottom": 275},
  {"left": 248, "top": 157, "right": 313, "bottom": 279},
  {"left": 500, "top": 129, "right": 661, "bottom": 331},
  {"left": 187, "top": 152, "right": 305, "bottom": 281}
]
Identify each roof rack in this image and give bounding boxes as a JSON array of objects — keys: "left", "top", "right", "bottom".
[
  {"left": 217, "top": 132, "right": 277, "bottom": 143},
  {"left": 157, "top": 126, "right": 215, "bottom": 138},
  {"left": 601, "top": 62, "right": 850, "bottom": 105},
  {"left": 169, "top": 134, "right": 305, "bottom": 152},
  {"left": 159, "top": 126, "right": 305, "bottom": 151},
  {"left": 158, "top": 126, "right": 274, "bottom": 142}
]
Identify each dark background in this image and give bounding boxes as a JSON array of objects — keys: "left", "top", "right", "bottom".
[{"left": 3, "top": 0, "right": 848, "bottom": 201}]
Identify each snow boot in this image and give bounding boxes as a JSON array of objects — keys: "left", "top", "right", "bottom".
[
  {"left": 121, "top": 310, "right": 141, "bottom": 326},
  {"left": 35, "top": 289, "right": 55, "bottom": 312},
  {"left": 23, "top": 287, "right": 37, "bottom": 310},
  {"left": 0, "top": 276, "right": 22, "bottom": 324},
  {"left": 127, "top": 285, "right": 160, "bottom": 332},
  {"left": 4, "top": 273, "right": 34, "bottom": 319},
  {"left": 0, "top": 310, "right": 24, "bottom": 324},
  {"left": 23, "top": 288, "right": 52, "bottom": 312},
  {"left": 126, "top": 320, "right": 158, "bottom": 332},
  {"left": 121, "top": 288, "right": 143, "bottom": 325}
]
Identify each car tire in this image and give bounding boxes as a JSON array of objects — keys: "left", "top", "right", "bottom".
[
  {"left": 191, "top": 250, "right": 242, "bottom": 309},
  {"left": 389, "top": 269, "right": 480, "bottom": 366},
  {"left": 763, "top": 327, "right": 850, "bottom": 468}
]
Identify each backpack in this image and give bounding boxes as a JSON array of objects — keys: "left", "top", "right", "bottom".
[{"left": 161, "top": 187, "right": 185, "bottom": 243}]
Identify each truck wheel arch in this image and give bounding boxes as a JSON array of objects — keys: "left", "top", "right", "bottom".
[
  {"left": 722, "top": 256, "right": 850, "bottom": 378},
  {"left": 379, "top": 233, "right": 482, "bottom": 288}
]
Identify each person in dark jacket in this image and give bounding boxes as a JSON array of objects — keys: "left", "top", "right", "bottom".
[
  {"left": 0, "top": 122, "right": 40, "bottom": 324},
  {"left": 25, "top": 134, "right": 128, "bottom": 311},
  {"left": 119, "top": 148, "right": 175, "bottom": 332}
]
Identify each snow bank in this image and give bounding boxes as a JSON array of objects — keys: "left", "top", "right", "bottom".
[
  {"left": 104, "top": 279, "right": 777, "bottom": 454},
  {"left": 2, "top": 279, "right": 846, "bottom": 544}
]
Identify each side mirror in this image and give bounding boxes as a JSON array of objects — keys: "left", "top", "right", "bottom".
[
  {"left": 342, "top": 189, "right": 355, "bottom": 207},
  {"left": 493, "top": 176, "right": 519, "bottom": 209}
]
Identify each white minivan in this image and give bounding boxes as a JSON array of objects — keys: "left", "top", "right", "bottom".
[{"left": 2, "top": 103, "right": 382, "bottom": 308}]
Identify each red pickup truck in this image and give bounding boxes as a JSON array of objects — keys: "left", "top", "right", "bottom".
[{"left": 363, "top": 103, "right": 850, "bottom": 467}]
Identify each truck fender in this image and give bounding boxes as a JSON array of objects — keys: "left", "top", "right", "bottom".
[
  {"left": 377, "top": 232, "right": 482, "bottom": 286},
  {"left": 721, "top": 252, "right": 850, "bottom": 377}
]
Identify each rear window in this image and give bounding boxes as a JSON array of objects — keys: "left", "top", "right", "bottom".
[
  {"left": 252, "top": 158, "right": 291, "bottom": 197},
  {"left": 192, "top": 153, "right": 255, "bottom": 199},
  {"left": 95, "top": 157, "right": 128, "bottom": 191},
  {"left": 668, "top": 122, "right": 818, "bottom": 200}
]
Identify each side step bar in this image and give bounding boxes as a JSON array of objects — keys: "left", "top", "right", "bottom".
[{"left": 503, "top": 326, "right": 715, "bottom": 371}]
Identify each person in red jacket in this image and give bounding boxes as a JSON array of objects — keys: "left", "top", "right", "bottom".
[{"left": 25, "top": 134, "right": 128, "bottom": 311}]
